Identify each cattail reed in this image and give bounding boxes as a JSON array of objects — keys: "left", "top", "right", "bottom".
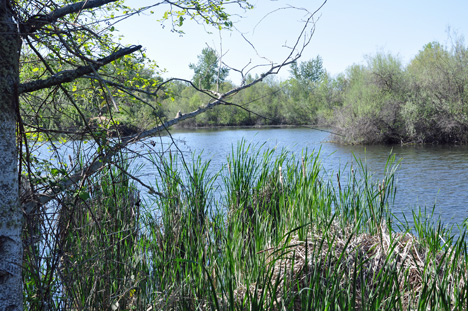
[
  {"left": 28, "top": 140, "right": 467, "bottom": 311},
  {"left": 302, "top": 156, "right": 306, "bottom": 179}
]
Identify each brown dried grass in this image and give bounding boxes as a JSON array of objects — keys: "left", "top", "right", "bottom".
[{"left": 233, "top": 222, "right": 466, "bottom": 310}]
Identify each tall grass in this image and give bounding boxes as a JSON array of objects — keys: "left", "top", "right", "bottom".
[
  {"left": 138, "top": 140, "right": 468, "bottom": 310},
  {"left": 23, "top": 154, "right": 146, "bottom": 310},
  {"left": 23, "top": 141, "right": 468, "bottom": 310}
]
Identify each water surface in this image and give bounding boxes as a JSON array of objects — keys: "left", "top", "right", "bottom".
[
  {"left": 34, "top": 127, "right": 468, "bottom": 229},
  {"left": 150, "top": 127, "right": 468, "bottom": 228}
]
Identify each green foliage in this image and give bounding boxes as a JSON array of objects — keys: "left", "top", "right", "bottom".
[
  {"left": 159, "top": 0, "right": 253, "bottom": 32},
  {"left": 154, "top": 38, "right": 468, "bottom": 145},
  {"left": 333, "top": 55, "right": 407, "bottom": 144},
  {"left": 285, "top": 57, "right": 327, "bottom": 124},
  {"left": 189, "top": 47, "right": 229, "bottom": 90},
  {"left": 333, "top": 37, "right": 468, "bottom": 144},
  {"left": 20, "top": 51, "right": 164, "bottom": 135},
  {"left": 290, "top": 56, "right": 325, "bottom": 85},
  {"left": 141, "top": 144, "right": 467, "bottom": 310}
]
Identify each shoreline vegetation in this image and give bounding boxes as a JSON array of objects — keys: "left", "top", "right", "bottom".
[
  {"left": 24, "top": 141, "right": 468, "bottom": 310},
  {"left": 24, "top": 37, "right": 468, "bottom": 145}
]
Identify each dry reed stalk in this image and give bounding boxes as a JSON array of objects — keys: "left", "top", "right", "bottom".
[{"left": 232, "top": 222, "right": 466, "bottom": 310}]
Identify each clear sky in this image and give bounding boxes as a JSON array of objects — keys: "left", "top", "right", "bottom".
[{"left": 116, "top": 0, "right": 468, "bottom": 84}]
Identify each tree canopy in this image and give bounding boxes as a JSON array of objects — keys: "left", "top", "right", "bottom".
[
  {"left": 290, "top": 56, "right": 325, "bottom": 85},
  {"left": 190, "top": 46, "right": 229, "bottom": 90}
]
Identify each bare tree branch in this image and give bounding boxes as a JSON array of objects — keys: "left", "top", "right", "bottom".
[
  {"left": 229, "top": 1, "right": 326, "bottom": 83},
  {"left": 21, "top": 0, "right": 121, "bottom": 34},
  {"left": 18, "top": 45, "right": 142, "bottom": 94}
]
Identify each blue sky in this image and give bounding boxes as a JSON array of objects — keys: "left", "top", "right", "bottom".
[{"left": 116, "top": 0, "right": 468, "bottom": 84}]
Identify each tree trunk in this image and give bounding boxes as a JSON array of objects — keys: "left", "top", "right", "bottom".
[{"left": 0, "top": 1, "right": 22, "bottom": 310}]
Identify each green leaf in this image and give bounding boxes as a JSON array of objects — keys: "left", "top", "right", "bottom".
[{"left": 78, "top": 191, "right": 90, "bottom": 201}]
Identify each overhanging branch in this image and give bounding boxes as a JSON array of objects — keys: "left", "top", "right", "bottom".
[
  {"left": 21, "top": 0, "right": 120, "bottom": 34},
  {"left": 22, "top": 73, "right": 277, "bottom": 210},
  {"left": 18, "top": 45, "right": 142, "bottom": 94}
]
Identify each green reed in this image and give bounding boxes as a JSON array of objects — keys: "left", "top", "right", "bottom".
[
  {"left": 138, "top": 140, "right": 468, "bottom": 310},
  {"left": 23, "top": 140, "right": 468, "bottom": 310},
  {"left": 23, "top": 153, "right": 147, "bottom": 310}
]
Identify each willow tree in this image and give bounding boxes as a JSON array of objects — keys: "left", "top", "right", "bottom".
[{"left": 0, "top": 0, "right": 324, "bottom": 309}]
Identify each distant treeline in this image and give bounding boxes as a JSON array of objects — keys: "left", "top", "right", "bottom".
[
  {"left": 331, "top": 39, "right": 468, "bottom": 144},
  {"left": 160, "top": 38, "right": 468, "bottom": 144},
  {"left": 22, "top": 38, "right": 468, "bottom": 144}
]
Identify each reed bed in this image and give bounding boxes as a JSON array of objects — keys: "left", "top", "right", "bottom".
[
  {"left": 23, "top": 141, "right": 468, "bottom": 310},
  {"left": 139, "top": 141, "right": 468, "bottom": 310}
]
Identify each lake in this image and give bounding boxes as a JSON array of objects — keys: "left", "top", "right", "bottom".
[
  {"left": 134, "top": 127, "right": 468, "bottom": 230},
  {"left": 35, "top": 127, "right": 468, "bottom": 230}
]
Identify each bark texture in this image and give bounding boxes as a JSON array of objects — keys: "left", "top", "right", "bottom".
[{"left": 0, "top": 1, "right": 22, "bottom": 310}]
